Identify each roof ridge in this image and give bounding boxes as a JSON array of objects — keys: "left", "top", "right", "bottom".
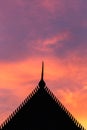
[{"left": 44, "top": 85, "right": 86, "bottom": 130}]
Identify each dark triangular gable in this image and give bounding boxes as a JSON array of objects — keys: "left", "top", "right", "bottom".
[{"left": 0, "top": 85, "right": 85, "bottom": 130}]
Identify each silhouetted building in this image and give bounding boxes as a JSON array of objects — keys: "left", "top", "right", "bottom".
[{"left": 0, "top": 62, "right": 85, "bottom": 130}]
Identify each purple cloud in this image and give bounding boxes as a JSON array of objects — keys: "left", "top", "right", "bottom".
[{"left": 0, "top": 0, "right": 87, "bottom": 61}]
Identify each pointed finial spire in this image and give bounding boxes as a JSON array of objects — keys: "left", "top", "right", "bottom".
[
  {"left": 41, "top": 61, "right": 44, "bottom": 80},
  {"left": 39, "top": 61, "right": 46, "bottom": 88}
]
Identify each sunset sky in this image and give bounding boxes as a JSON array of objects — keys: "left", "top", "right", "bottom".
[{"left": 0, "top": 0, "right": 87, "bottom": 129}]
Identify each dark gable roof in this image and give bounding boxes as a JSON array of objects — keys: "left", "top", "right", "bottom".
[{"left": 0, "top": 85, "right": 85, "bottom": 130}]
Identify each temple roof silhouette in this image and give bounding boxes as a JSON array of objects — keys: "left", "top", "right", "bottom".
[{"left": 0, "top": 62, "right": 86, "bottom": 130}]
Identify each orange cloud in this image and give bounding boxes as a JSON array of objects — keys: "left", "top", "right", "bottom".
[
  {"left": 55, "top": 87, "right": 87, "bottom": 129},
  {"left": 0, "top": 56, "right": 87, "bottom": 129}
]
